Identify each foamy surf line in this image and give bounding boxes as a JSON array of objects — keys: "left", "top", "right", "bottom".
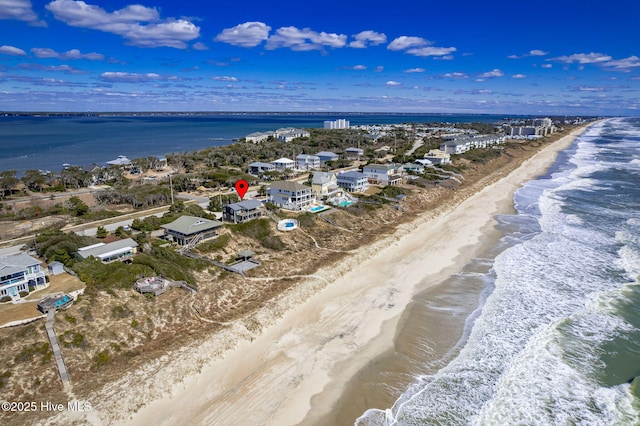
[{"left": 360, "top": 118, "right": 640, "bottom": 425}]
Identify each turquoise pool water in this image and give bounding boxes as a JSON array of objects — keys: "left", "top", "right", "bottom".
[
  {"left": 309, "top": 205, "right": 327, "bottom": 212},
  {"left": 338, "top": 201, "right": 354, "bottom": 207}
]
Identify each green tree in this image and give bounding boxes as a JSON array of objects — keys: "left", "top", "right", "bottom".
[
  {"left": 0, "top": 170, "right": 19, "bottom": 199},
  {"left": 22, "top": 169, "right": 46, "bottom": 192},
  {"left": 96, "top": 226, "right": 108, "bottom": 238},
  {"left": 68, "top": 196, "right": 89, "bottom": 216}
]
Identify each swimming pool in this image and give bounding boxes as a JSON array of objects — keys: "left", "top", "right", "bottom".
[
  {"left": 308, "top": 205, "right": 328, "bottom": 213},
  {"left": 338, "top": 201, "right": 354, "bottom": 207}
]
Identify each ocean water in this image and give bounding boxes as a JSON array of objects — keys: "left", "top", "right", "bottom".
[
  {"left": 0, "top": 113, "right": 508, "bottom": 176},
  {"left": 358, "top": 117, "right": 640, "bottom": 425}
]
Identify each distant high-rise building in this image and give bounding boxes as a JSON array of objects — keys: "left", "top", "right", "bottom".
[{"left": 323, "top": 119, "right": 350, "bottom": 129}]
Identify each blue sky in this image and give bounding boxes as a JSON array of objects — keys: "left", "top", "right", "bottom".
[{"left": 1, "top": 0, "right": 639, "bottom": 115}]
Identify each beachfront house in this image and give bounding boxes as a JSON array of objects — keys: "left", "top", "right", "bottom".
[
  {"left": 248, "top": 162, "right": 276, "bottom": 176},
  {"left": 267, "top": 181, "right": 316, "bottom": 211},
  {"left": 245, "top": 131, "right": 275, "bottom": 143},
  {"left": 106, "top": 155, "right": 132, "bottom": 167},
  {"left": 0, "top": 254, "right": 47, "bottom": 300},
  {"left": 440, "top": 141, "right": 471, "bottom": 154},
  {"left": 222, "top": 199, "right": 265, "bottom": 224},
  {"left": 296, "top": 154, "right": 321, "bottom": 171},
  {"left": 311, "top": 171, "right": 341, "bottom": 198},
  {"left": 272, "top": 158, "right": 296, "bottom": 172},
  {"left": 362, "top": 164, "right": 403, "bottom": 186},
  {"left": 76, "top": 238, "right": 139, "bottom": 264},
  {"left": 275, "top": 128, "right": 310, "bottom": 142},
  {"left": 424, "top": 149, "right": 451, "bottom": 165},
  {"left": 345, "top": 147, "right": 364, "bottom": 160},
  {"left": 337, "top": 171, "right": 369, "bottom": 193},
  {"left": 161, "top": 215, "right": 223, "bottom": 247},
  {"left": 315, "top": 151, "right": 340, "bottom": 165}
]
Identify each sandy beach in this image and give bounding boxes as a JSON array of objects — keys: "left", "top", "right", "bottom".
[{"left": 44, "top": 126, "right": 590, "bottom": 426}]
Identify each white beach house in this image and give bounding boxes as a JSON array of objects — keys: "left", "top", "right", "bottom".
[
  {"left": 267, "top": 181, "right": 316, "bottom": 211},
  {"left": 362, "top": 164, "right": 403, "bottom": 186},
  {"left": 296, "top": 154, "right": 321, "bottom": 171},
  {"left": 337, "top": 171, "right": 369, "bottom": 193},
  {"left": 0, "top": 254, "right": 47, "bottom": 300},
  {"left": 272, "top": 158, "right": 296, "bottom": 172}
]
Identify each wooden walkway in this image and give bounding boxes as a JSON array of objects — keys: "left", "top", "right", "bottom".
[{"left": 45, "top": 310, "right": 71, "bottom": 384}]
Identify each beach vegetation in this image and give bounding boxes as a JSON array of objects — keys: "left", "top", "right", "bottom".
[
  {"left": 195, "top": 233, "right": 230, "bottom": 253},
  {"left": 0, "top": 170, "right": 19, "bottom": 200},
  {"left": 21, "top": 169, "right": 46, "bottom": 192},
  {"left": 208, "top": 193, "right": 239, "bottom": 211},
  {"left": 96, "top": 226, "right": 108, "bottom": 238}
]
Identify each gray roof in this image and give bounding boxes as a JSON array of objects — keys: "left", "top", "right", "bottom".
[
  {"left": 338, "top": 171, "right": 366, "bottom": 179},
  {"left": 77, "top": 238, "right": 138, "bottom": 260},
  {"left": 268, "top": 181, "right": 312, "bottom": 192},
  {"left": 312, "top": 172, "right": 336, "bottom": 185},
  {"left": 316, "top": 151, "right": 339, "bottom": 158},
  {"left": 296, "top": 154, "right": 320, "bottom": 160},
  {"left": 106, "top": 155, "right": 131, "bottom": 166},
  {"left": 161, "top": 215, "right": 223, "bottom": 235},
  {"left": 249, "top": 162, "right": 275, "bottom": 168},
  {"left": 225, "top": 199, "right": 263, "bottom": 212},
  {"left": 0, "top": 254, "right": 42, "bottom": 277}
]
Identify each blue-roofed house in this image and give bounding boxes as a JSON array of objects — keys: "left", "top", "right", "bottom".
[{"left": 0, "top": 254, "right": 47, "bottom": 300}]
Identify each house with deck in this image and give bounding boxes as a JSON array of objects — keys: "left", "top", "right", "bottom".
[
  {"left": 337, "top": 171, "right": 369, "bottom": 193},
  {"left": 272, "top": 157, "right": 296, "bottom": 172},
  {"left": 267, "top": 181, "right": 316, "bottom": 211},
  {"left": 222, "top": 199, "right": 265, "bottom": 224},
  {"left": 296, "top": 154, "right": 321, "bottom": 171},
  {"left": 161, "top": 216, "right": 223, "bottom": 247},
  {"left": 345, "top": 147, "right": 364, "bottom": 160},
  {"left": 362, "top": 164, "right": 403, "bottom": 186},
  {"left": 0, "top": 254, "right": 47, "bottom": 300},
  {"left": 248, "top": 162, "right": 276, "bottom": 176},
  {"left": 312, "top": 172, "right": 341, "bottom": 198},
  {"left": 76, "top": 238, "right": 139, "bottom": 264}
]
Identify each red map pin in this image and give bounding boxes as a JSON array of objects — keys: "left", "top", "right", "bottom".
[{"left": 234, "top": 179, "right": 249, "bottom": 200}]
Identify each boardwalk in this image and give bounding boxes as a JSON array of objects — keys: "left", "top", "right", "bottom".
[{"left": 45, "top": 310, "right": 70, "bottom": 384}]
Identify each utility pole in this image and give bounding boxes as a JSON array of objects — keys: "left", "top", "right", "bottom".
[{"left": 169, "top": 173, "right": 174, "bottom": 205}]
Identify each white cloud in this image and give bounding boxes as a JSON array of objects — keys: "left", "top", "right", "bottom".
[
  {"left": 99, "top": 71, "right": 177, "bottom": 83},
  {"left": 0, "top": 44, "right": 27, "bottom": 55},
  {"left": 45, "top": 0, "right": 200, "bottom": 49},
  {"left": 443, "top": 72, "right": 469, "bottom": 79},
  {"left": 552, "top": 52, "right": 612, "bottom": 64},
  {"left": 406, "top": 46, "right": 456, "bottom": 57},
  {"left": 479, "top": 69, "right": 504, "bottom": 78},
  {"left": 388, "top": 36, "right": 456, "bottom": 57},
  {"left": 509, "top": 49, "right": 549, "bottom": 59},
  {"left": 374, "top": 66, "right": 384, "bottom": 72},
  {"left": 387, "top": 36, "right": 429, "bottom": 51},
  {"left": 602, "top": 56, "right": 640, "bottom": 72},
  {"left": 31, "top": 47, "right": 104, "bottom": 60},
  {"left": 404, "top": 68, "right": 425, "bottom": 73},
  {"left": 512, "top": 74, "right": 527, "bottom": 79},
  {"left": 192, "top": 42, "right": 208, "bottom": 51},
  {"left": 541, "top": 64, "right": 553, "bottom": 68},
  {"left": 215, "top": 22, "right": 271, "bottom": 47},
  {"left": 265, "top": 26, "right": 347, "bottom": 51},
  {"left": 212, "top": 76, "right": 239, "bottom": 82},
  {"left": 386, "top": 80, "right": 401, "bottom": 86},
  {"left": 0, "top": 0, "right": 46, "bottom": 26},
  {"left": 349, "top": 30, "right": 386, "bottom": 48}
]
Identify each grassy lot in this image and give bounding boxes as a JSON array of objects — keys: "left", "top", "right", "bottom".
[{"left": 0, "top": 273, "right": 85, "bottom": 327}]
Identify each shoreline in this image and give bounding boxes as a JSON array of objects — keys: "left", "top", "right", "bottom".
[{"left": 40, "top": 124, "right": 593, "bottom": 426}]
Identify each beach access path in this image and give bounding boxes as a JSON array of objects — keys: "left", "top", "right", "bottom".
[{"left": 110, "top": 126, "right": 591, "bottom": 426}]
